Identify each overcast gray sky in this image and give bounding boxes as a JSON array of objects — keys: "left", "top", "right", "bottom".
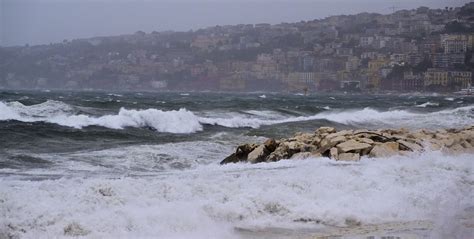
[{"left": 1, "top": 0, "right": 470, "bottom": 47}]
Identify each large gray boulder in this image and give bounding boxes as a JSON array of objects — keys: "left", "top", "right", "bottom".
[{"left": 220, "top": 126, "right": 474, "bottom": 164}]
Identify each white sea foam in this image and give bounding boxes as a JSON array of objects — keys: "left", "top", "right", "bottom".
[
  {"left": 0, "top": 101, "right": 202, "bottom": 133},
  {"left": 200, "top": 105, "right": 474, "bottom": 129},
  {"left": 313, "top": 105, "right": 474, "bottom": 129},
  {"left": 1, "top": 151, "right": 472, "bottom": 238},
  {"left": 0, "top": 102, "right": 21, "bottom": 120},
  {"left": 57, "top": 141, "right": 235, "bottom": 175},
  {"left": 49, "top": 108, "right": 202, "bottom": 133},
  {"left": 415, "top": 101, "right": 439, "bottom": 108},
  {"left": 0, "top": 100, "right": 74, "bottom": 122},
  {"left": 198, "top": 112, "right": 325, "bottom": 128},
  {"left": 2, "top": 100, "right": 74, "bottom": 118},
  {"left": 1, "top": 101, "right": 473, "bottom": 132}
]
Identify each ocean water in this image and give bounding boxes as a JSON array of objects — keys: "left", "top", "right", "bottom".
[{"left": 0, "top": 91, "right": 473, "bottom": 238}]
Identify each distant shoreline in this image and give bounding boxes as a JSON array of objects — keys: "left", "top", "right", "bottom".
[{"left": 1, "top": 88, "right": 474, "bottom": 97}]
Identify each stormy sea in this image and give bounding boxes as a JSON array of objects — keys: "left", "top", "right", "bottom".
[{"left": 0, "top": 91, "right": 473, "bottom": 238}]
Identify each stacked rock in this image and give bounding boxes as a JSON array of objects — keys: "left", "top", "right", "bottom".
[{"left": 220, "top": 126, "right": 474, "bottom": 164}]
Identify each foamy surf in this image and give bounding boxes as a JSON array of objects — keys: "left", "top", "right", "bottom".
[
  {"left": 200, "top": 105, "right": 474, "bottom": 129},
  {"left": 311, "top": 105, "right": 474, "bottom": 129},
  {"left": 49, "top": 108, "right": 203, "bottom": 133},
  {"left": 416, "top": 101, "right": 440, "bottom": 107},
  {"left": 0, "top": 100, "right": 74, "bottom": 119},
  {"left": 1, "top": 100, "right": 473, "bottom": 133},
  {"left": 1, "top": 151, "right": 472, "bottom": 238},
  {"left": 1, "top": 92, "right": 473, "bottom": 239},
  {"left": 0, "top": 101, "right": 203, "bottom": 133}
]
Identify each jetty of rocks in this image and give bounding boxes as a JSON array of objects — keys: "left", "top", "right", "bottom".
[{"left": 221, "top": 126, "right": 474, "bottom": 164}]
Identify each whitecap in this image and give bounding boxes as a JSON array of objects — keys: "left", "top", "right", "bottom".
[
  {"left": 199, "top": 105, "right": 474, "bottom": 129},
  {"left": 51, "top": 108, "right": 203, "bottom": 133},
  {"left": 2, "top": 101, "right": 473, "bottom": 132},
  {"left": 0, "top": 101, "right": 202, "bottom": 134},
  {"left": 312, "top": 105, "right": 474, "bottom": 129},
  {"left": 1, "top": 151, "right": 472, "bottom": 238},
  {"left": 415, "top": 102, "right": 439, "bottom": 108},
  {"left": 1, "top": 100, "right": 74, "bottom": 119}
]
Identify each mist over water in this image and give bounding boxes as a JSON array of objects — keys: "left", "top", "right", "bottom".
[
  {"left": 0, "top": 91, "right": 473, "bottom": 238},
  {"left": 2, "top": 0, "right": 474, "bottom": 237},
  {"left": 3, "top": 0, "right": 469, "bottom": 46}
]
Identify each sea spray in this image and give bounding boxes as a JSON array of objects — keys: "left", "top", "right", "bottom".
[
  {"left": 1, "top": 100, "right": 473, "bottom": 131},
  {"left": 1, "top": 151, "right": 472, "bottom": 238}
]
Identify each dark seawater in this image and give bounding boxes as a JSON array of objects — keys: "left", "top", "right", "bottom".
[
  {"left": 1, "top": 91, "right": 473, "bottom": 158},
  {"left": 1, "top": 91, "right": 473, "bottom": 238}
]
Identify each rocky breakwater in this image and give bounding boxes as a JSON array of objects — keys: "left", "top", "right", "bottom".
[{"left": 221, "top": 126, "right": 474, "bottom": 164}]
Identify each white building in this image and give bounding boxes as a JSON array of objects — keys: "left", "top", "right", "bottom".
[
  {"left": 443, "top": 40, "right": 468, "bottom": 54},
  {"left": 360, "top": 36, "right": 375, "bottom": 47}
]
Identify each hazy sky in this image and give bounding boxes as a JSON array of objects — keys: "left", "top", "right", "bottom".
[{"left": 1, "top": 0, "right": 470, "bottom": 47}]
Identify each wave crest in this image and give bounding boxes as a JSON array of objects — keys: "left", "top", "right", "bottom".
[
  {"left": 1, "top": 100, "right": 473, "bottom": 132},
  {"left": 0, "top": 101, "right": 202, "bottom": 134},
  {"left": 415, "top": 102, "right": 439, "bottom": 108},
  {"left": 199, "top": 105, "right": 474, "bottom": 129}
]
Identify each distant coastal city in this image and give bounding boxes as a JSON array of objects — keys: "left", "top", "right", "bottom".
[{"left": 1, "top": 3, "right": 473, "bottom": 93}]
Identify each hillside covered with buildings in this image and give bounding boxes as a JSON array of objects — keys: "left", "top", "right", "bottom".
[{"left": 1, "top": 3, "right": 474, "bottom": 93}]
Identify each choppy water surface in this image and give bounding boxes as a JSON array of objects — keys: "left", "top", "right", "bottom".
[{"left": 0, "top": 91, "right": 473, "bottom": 238}]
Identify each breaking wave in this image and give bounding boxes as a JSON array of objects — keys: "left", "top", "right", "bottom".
[
  {"left": 312, "top": 105, "right": 474, "bottom": 128},
  {"left": 200, "top": 105, "right": 474, "bottom": 129},
  {"left": 0, "top": 101, "right": 203, "bottom": 134},
  {"left": 0, "top": 100, "right": 74, "bottom": 119},
  {"left": 1, "top": 151, "right": 472, "bottom": 238},
  {"left": 415, "top": 101, "right": 440, "bottom": 108},
  {"left": 1, "top": 101, "right": 473, "bottom": 133}
]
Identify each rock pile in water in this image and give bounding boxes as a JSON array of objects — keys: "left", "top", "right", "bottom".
[{"left": 220, "top": 126, "right": 474, "bottom": 164}]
